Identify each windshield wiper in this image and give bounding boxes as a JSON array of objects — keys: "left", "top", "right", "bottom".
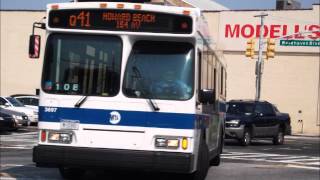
[
  {"left": 74, "top": 96, "right": 88, "bottom": 108},
  {"left": 132, "top": 66, "right": 160, "bottom": 112},
  {"left": 148, "top": 99, "right": 160, "bottom": 111}
]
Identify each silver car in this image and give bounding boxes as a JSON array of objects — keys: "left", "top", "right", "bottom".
[{"left": 0, "top": 107, "right": 29, "bottom": 130}]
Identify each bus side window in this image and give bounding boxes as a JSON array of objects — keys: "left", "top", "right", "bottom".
[
  {"left": 224, "top": 68, "right": 227, "bottom": 97},
  {"left": 206, "top": 51, "right": 211, "bottom": 89},
  {"left": 201, "top": 51, "right": 208, "bottom": 90},
  {"left": 211, "top": 53, "right": 216, "bottom": 91},
  {"left": 220, "top": 66, "right": 223, "bottom": 95},
  {"left": 198, "top": 50, "right": 202, "bottom": 91},
  {"left": 198, "top": 49, "right": 208, "bottom": 90}
]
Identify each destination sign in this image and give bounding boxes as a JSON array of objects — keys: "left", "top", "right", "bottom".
[{"left": 48, "top": 9, "right": 193, "bottom": 34}]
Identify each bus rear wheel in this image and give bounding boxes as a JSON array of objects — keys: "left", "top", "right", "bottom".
[{"left": 59, "top": 167, "right": 85, "bottom": 180}]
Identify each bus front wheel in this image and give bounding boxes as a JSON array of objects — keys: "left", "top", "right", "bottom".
[{"left": 189, "top": 140, "right": 209, "bottom": 180}]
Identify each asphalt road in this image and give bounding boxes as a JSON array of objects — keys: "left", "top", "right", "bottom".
[{"left": 0, "top": 126, "right": 319, "bottom": 180}]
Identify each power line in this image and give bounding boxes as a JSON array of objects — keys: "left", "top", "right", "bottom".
[{"left": 268, "top": 14, "right": 317, "bottom": 24}]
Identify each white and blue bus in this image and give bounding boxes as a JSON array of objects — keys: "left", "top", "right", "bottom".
[{"left": 30, "top": 1, "right": 226, "bottom": 179}]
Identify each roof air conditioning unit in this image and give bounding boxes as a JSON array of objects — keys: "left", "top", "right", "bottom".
[{"left": 276, "top": 0, "right": 301, "bottom": 10}]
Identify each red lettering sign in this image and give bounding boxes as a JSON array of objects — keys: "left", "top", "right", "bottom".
[
  {"left": 308, "top": 25, "right": 320, "bottom": 40},
  {"left": 225, "top": 24, "right": 240, "bottom": 38},
  {"left": 255, "top": 25, "right": 268, "bottom": 37},
  {"left": 270, "top": 25, "right": 281, "bottom": 38},
  {"left": 224, "top": 24, "right": 320, "bottom": 40},
  {"left": 241, "top": 24, "right": 254, "bottom": 38}
]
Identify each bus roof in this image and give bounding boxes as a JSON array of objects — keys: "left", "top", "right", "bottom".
[{"left": 47, "top": 2, "right": 201, "bottom": 17}]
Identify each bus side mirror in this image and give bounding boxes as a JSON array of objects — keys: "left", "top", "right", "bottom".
[
  {"left": 29, "top": 35, "right": 41, "bottom": 58},
  {"left": 198, "top": 89, "right": 215, "bottom": 104}
]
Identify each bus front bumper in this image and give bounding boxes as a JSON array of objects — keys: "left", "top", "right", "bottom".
[{"left": 33, "top": 145, "right": 194, "bottom": 173}]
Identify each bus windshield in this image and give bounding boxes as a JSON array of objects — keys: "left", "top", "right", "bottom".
[
  {"left": 42, "top": 34, "right": 122, "bottom": 96},
  {"left": 123, "top": 41, "right": 194, "bottom": 100}
]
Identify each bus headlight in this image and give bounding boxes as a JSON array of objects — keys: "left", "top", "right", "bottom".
[
  {"left": 167, "top": 139, "right": 179, "bottom": 148},
  {"left": 48, "top": 131, "right": 73, "bottom": 144},
  {"left": 155, "top": 138, "right": 167, "bottom": 148},
  {"left": 155, "top": 137, "right": 180, "bottom": 149}
]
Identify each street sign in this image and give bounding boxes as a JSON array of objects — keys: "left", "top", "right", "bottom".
[{"left": 280, "top": 40, "right": 320, "bottom": 47}]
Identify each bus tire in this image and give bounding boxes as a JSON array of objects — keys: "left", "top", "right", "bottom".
[
  {"left": 210, "top": 128, "right": 223, "bottom": 166},
  {"left": 210, "top": 154, "right": 220, "bottom": 166},
  {"left": 59, "top": 167, "right": 85, "bottom": 180},
  {"left": 189, "top": 140, "right": 209, "bottom": 180}
]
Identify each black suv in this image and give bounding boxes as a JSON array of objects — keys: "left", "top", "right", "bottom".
[{"left": 225, "top": 100, "right": 291, "bottom": 146}]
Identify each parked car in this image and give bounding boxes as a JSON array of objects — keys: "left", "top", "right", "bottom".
[
  {"left": 0, "top": 96, "right": 38, "bottom": 126},
  {"left": 225, "top": 100, "right": 291, "bottom": 146},
  {"left": 0, "top": 108, "right": 28, "bottom": 131},
  {"left": 11, "top": 94, "right": 39, "bottom": 111}
]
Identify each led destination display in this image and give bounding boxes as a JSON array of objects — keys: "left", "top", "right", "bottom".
[{"left": 49, "top": 9, "right": 193, "bottom": 34}]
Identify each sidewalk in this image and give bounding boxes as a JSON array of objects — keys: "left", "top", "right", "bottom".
[{"left": 286, "top": 134, "right": 320, "bottom": 140}]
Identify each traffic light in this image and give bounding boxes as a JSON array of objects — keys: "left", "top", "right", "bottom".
[
  {"left": 266, "top": 38, "right": 276, "bottom": 59},
  {"left": 245, "top": 39, "right": 255, "bottom": 59}
]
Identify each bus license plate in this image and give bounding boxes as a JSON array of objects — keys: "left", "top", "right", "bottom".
[{"left": 60, "top": 120, "right": 79, "bottom": 130}]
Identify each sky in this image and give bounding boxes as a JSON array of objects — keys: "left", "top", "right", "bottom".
[
  {"left": 0, "top": 0, "right": 319, "bottom": 10},
  {"left": 214, "top": 0, "right": 319, "bottom": 9}
]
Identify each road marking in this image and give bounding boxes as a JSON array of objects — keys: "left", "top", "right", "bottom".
[
  {"left": 0, "top": 132, "right": 37, "bottom": 137},
  {"left": 0, "top": 146, "right": 34, "bottom": 150},
  {"left": 306, "top": 162, "right": 320, "bottom": 165},
  {"left": 225, "top": 154, "right": 285, "bottom": 158},
  {"left": 284, "top": 139, "right": 295, "bottom": 142},
  {"left": 0, "top": 132, "right": 37, "bottom": 150},
  {"left": 222, "top": 151, "right": 320, "bottom": 170},
  {"left": 1, "top": 140, "right": 37, "bottom": 143},
  {"left": 285, "top": 136, "right": 320, "bottom": 140},
  {"left": 279, "top": 147, "right": 302, "bottom": 151},
  {"left": 270, "top": 156, "right": 309, "bottom": 160},
  {"left": 222, "top": 152, "right": 266, "bottom": 155},
  {"left": 279, "top": 158, "right": 320, "bottom": 163},
  {"left": 0, "top": 164, "right": 24, "bottom": 167},
  {"left": 287, "top": 164, "right": 320, "bottom": 170}
]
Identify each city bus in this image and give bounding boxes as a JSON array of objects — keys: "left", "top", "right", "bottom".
[{"left": 30, "top": 1, "right": 226, "bottom": 179}]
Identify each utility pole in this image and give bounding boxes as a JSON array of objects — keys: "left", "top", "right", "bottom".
[{"left": 254, "top": 13, "right": 268, "bottom": 101}]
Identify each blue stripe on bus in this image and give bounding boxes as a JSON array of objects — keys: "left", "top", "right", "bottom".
[{"left": 39, "top": 106, "right": 197, "bottom": 129}]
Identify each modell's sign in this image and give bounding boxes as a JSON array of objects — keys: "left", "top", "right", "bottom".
[{"left": 225, "top": 24, "right": 320, "bottom": 39}]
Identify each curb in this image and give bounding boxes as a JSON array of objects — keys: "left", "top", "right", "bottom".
[{"left": 286, "top": 135, "right": 320, "bottom": 140}]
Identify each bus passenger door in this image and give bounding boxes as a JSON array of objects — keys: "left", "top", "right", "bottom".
[{"left": 197, "top": 49, "right": 220, "bottom": 151}]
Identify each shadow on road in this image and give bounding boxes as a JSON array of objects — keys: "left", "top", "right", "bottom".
[{"left": 1, "top": 166, "right": 188, "bottom": 180}]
